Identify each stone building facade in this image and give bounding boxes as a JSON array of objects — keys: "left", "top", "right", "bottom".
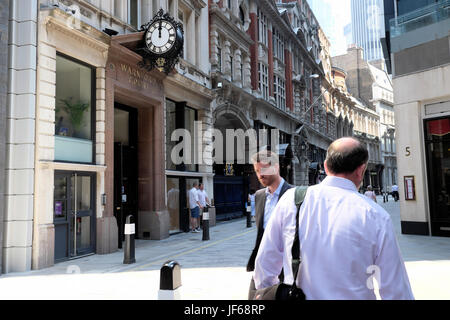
[
  {"left": 0, "top": 0, "right": 10, "bottom": 274},
  {"left": 2, "top": 0, "right": 348, "bottom": 273},
  {"left": 2, "top": 0, "right": 213, "bottom": 273},
  {"left": 332, "top": 45, "right": 383, "bottom": 192}
]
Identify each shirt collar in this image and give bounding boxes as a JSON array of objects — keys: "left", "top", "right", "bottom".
[
  {"left": 320, "top": 176, "right": 358, "bottom": 192},
  {"left": 266, "top": 178, "right": 285, "bottom": 196}
]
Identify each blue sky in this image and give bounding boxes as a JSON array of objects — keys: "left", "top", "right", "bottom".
[{"left": 307, "top": 0, "right": 352, "bottom": 57}]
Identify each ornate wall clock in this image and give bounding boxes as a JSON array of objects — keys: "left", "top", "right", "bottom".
[{"left": 138, "top": 9, "right": 184, "bottom": 74}]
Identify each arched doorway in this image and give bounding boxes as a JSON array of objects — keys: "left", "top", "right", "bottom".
[{"left": 213, "top": 105, "right": 254, "bottom": 220}]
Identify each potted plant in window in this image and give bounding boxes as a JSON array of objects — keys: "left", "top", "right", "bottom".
[{"left": 59, "top": 97, "right": 90, "bottom": 138}]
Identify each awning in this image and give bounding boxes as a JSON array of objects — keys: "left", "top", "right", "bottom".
[{"left": 427, "top": 118, "right": 450, "bottom": 136}]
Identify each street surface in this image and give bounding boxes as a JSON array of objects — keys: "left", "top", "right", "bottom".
[{"left": 0, "top": 195, "right": 449, "bottom": 300}]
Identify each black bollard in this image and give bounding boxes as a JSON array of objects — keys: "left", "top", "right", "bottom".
[
  {"left": 159, "top": 260, "right": 182, "bottom": 300},
  {"left": 123, "top": 215, "right": 136, "bottom": 264},
  {"left": 246, "top": 201, "right": 252, "bottom": 228},
  {"left": 202, "top": 206, "right": 210, "bottom": 241}
]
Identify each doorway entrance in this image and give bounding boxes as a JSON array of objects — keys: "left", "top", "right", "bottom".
[
  {"left": 425, "top": 117, "right": 450, "bottom": 237},
  {"left": 114, "top": 103, "right": 138, "bottom": 248},
  {"left": 166, "top": 176, "right": 201, "bottom": 233},
  {"left": 54, "top": 171, "right": 96, "bottom": 262}
]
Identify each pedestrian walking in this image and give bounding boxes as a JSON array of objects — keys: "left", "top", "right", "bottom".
[
  {"left": 364, "top": 185, "right": 377, "bottom": 203},
  {"left": 392, "top": 184, "right": 399, "bottom": 201},
  {"left": 188, "top": 182, "right": 202, "bottom": 233},
  {"left": 246, "top": 150, "right": 293, "bottom": 300},
  {"left": 254, "top": 137, "right": 414, "bottom": 299}
]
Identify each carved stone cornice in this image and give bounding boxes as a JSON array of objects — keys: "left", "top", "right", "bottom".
[{"left": 44, "top": 8, "right": 110, "bottom": 54}]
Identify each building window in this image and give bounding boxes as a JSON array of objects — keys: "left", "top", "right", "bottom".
[
  {"left": 230, "top": 55, "right": 234, "bottom": 81},
  {"left": 259, "top": 63, "right": 269, "bottom": 100},
  {"left": 55, "top": 54, "right": 95, "bottom": 163},
  {"left": 239, "top": 6, "right": 245, "bottom": 25},
  {"left": 274, "top": 75, "right": 286, "bottom": 110},
  {"left": 272, "top": 28, "right": 285, "bottom": 63},
  {"left": 128, "top": 0, "right": 141, "bottom": 29},
  {"left": 166, "top": 99, "right": 198, "bottom": 172},
  {"left": 257, "top": 9, "right": 268, "bottom": 46},
  {"left": 240, "top": 62, "right": 244, "bottom": 84},
  {"left": 217, "top": 46, "right": 222, "bottom": 72}
]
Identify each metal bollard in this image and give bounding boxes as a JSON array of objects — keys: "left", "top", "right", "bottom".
[
  {"left": 123, "top": 215, "right": 136, "bottom": 264},
  {"left": 202, "top": 206, "right": 210, "bottom": 241},
  {"left": 158, "top": 260, "right": 182, "bottom": 300},
  {"left": 246, "top": 202, "right": 252, "bottom": 228}
]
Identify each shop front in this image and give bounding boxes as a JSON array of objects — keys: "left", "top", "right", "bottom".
[
  {"left": 424, "top": 117, "right": 450, "bottom": 237},
  {"left": 107, "top": 33, "right": 168, "bottom": 242},
  {"left": 33, "top": 9, "right": 110, "bottom": 268}
]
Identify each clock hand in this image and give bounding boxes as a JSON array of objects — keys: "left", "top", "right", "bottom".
[{"left": 159, "top": 21, "right": 162, "bottom": 38}]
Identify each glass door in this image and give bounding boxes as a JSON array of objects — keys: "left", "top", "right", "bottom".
[
  {"left": 70, "top": 173, "right": 96, "bottom": 257},
  {"left": 167, "top": 177, "right": 181, "bottom": 233},
  {"left": 425, "top": 117, "right": 450, "bottom": 237},
  {"left": 54, "top": 171, "right": 96, "bottom": 262}
]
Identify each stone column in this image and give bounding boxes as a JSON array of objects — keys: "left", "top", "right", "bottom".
[
  {"left": 233, "top": 49, "right": 242, "bottom": 86},
  {"left": 210, "top": 28, "right": 219, "bottom": 71},
  {"left": 223, "top": 40, "right": 231, "bottom": 80},
  {"left": 0, "top": 0, "right": 9, "bottom": 274},
  {"left": 141, "top": 0, "right": 152, "bottom": 25},
  {"left": 243, "top": 55, "right": 252, "bottom": 92},
  {"left": 5, "top": 0, "right": 37, "bottom": 273}
]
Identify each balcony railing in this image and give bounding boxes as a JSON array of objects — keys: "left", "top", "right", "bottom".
[{"left": 390, "top": 0, "right": 450, "bottom": 38}]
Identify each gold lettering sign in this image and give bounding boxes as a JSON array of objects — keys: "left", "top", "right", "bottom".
[{"left": 120, "top": 63, "right": 160, "bottom": 90}]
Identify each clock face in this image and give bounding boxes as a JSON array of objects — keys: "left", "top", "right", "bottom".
[{"left": 145, "top": 20, "right": 177, "bottom": 55}]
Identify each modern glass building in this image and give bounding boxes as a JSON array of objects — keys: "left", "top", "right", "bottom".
[
  {"left": 382, "top": 0, "right": 450, "bottom": 237},
  {"left": 350, "top": 0, "right": 385, "bottom": 61}
]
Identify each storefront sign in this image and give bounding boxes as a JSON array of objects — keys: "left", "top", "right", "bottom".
[
  {"left": 119, "top": 63, "right": 158, "bottom": 90},
  {"left": 404, "top": 176, "right": 415, "bottom": 200}
]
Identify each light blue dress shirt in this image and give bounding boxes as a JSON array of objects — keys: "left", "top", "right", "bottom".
[{"left": 263, "top": 178, "right": 285, "bottom": 229}]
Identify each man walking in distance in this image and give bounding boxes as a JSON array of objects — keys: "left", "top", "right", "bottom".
[
  {"left": 188, "top": 182, "right": 203, "bottom": 233},
  {"left": 391, "top": 184, "right": 399, "bottom": 201},
  {"left": 254, "top": 137, "right": 414, "bottom": 299},
  {"left": 247, "top": 150, "right": 293, "bottom": 299}
]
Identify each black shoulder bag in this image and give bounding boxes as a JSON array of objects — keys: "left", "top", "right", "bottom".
[{"left": 253, "top": 186, "right": 307, "bottom": 301}]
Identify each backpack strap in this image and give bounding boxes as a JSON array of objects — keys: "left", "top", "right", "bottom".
[{"left": 291, "top": 186, "right": 308, "bottom": 282}]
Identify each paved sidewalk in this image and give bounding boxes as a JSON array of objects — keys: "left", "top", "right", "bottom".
[{"left": 0, "top": 197, "right": 449, "bottom": 300}]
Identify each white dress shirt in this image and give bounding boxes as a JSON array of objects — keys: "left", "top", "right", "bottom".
[
  {"left": 188, "top": 187, "right": 199, "bottom": 209},
  {"left": 254, "top": 176, "right": 414, "bottom": 300},
  {"left": 197, "top": 189, "right": 208, "bottom": 207},
  {"left": 263, "top": 178, "right": 285, "bottom": 229}
]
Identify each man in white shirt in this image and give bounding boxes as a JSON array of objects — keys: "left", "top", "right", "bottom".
[
  {"left": 188, "top": 182, "right": 202, "bottom": 233},
  {"left": 197, "top": 183, "right": 210, "bottom": 229},
  {"left": 391, "top": 184, "right": 399, "bottom": 202},
  {"left": 198, "top": 183, "right": 210, "bottom": 208},
  {"left": 254, "top": 137, "right": 414, "bottom": 300},
  {"left": 246, "top": 150, "right": 292, "bottom": 299}
]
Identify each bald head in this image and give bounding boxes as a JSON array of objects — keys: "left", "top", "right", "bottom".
[{"left": 325, "top": 137, "right": 368, "bottom": 174}]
